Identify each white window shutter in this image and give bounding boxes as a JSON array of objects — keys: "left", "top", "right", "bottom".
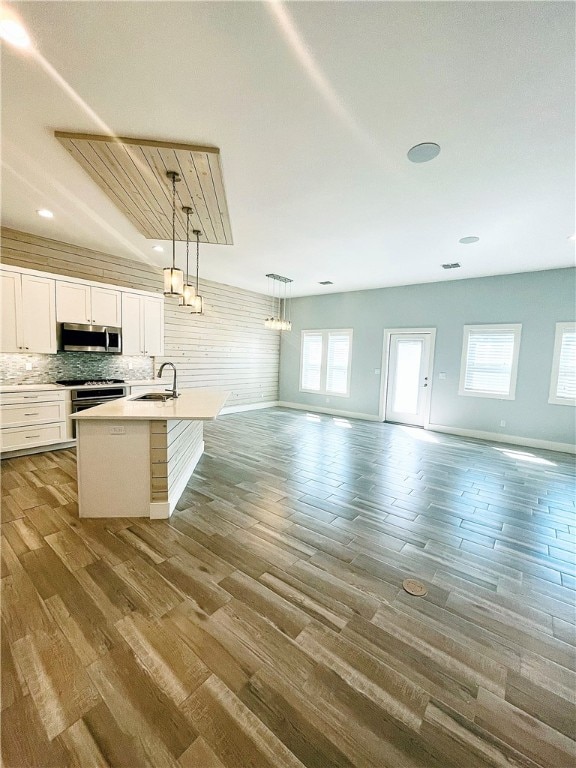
[
  {"left": 556, "top": 330, "right": 576, "bottom": 399},
  {"left": 326, "top": 332, "right": 351, "bottom": 394},
  {"left": 301, "top": 333, "right": 323, "bottom": 391},
  {"left": 464, "top": 330, "right": 516, "bottom": 395}
]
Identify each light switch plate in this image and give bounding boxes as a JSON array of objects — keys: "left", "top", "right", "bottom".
[
  {"left": 25, "top": 362, "right": 33, "bottom": 371},
  {"left": 439, "top": 372, "right": 447, "bottom": 380}
]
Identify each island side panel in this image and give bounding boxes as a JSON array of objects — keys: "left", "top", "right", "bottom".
[
  {"left": 77, "top": 419, "right": 151, "bottom": 517},
  {"left": 149, "top": 419, "right": 204, "bottom": 519}
]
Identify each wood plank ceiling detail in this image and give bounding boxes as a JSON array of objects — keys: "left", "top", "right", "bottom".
[{"left": 55, "top": 132, "right": 233, "bottom": 245}]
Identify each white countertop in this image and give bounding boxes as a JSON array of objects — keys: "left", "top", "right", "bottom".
[
  {"left": 72, "top": 388, "right": 230, "bottom": 421},
  {"left": 0, "top": 384, "right": 63, "bottom": 392}
]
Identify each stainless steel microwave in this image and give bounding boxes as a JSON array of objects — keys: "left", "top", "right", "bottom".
[{"left": 58, "top": 323, "right": 122, "bottom": 354}]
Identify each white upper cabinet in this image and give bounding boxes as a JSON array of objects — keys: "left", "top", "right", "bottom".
[
  {"left": 1, "top": 270, "right": 56, "bottom": 354},
  {"left": 1, "top": 271, "right": 21, "bottom": 353},
  {"left": 122, "top": 293, "right": 144, "bottom": 355},
  {"left": 56, "top": 282, "right": 121, "bottom": 326},
  {"left": 122, "top": 293, "right": 164, "bottom": 357},
  {"left": 91, "top": 286, "right": 121, "bottom": 326},
  {"left": 143, "top": 296, "right": 164, "bottom": 357}
]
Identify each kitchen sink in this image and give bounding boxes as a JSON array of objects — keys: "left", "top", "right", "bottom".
[{"left": 132, "top": 392, "right": 174, "bottom": 402}]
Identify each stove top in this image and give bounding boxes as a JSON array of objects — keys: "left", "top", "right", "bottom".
[{"left": 55, "top": 378, "right": 126, "bottom": 387}]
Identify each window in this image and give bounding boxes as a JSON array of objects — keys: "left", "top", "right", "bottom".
[
  {"left": 459, "top": 324, "right": 521, "bottom": 400},
  {"left": 300, "top": 329, "right": 352, "bottom": 397},
  {"left": 549, "top": 323, "right": 576, "bottom": 406}
]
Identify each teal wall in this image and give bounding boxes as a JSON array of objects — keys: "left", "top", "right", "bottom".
[{"left": 279, "top": 268, "right": 576, "bottom": 446}]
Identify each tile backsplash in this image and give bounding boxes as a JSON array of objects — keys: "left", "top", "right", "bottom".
[{"left": 0, "top": 353, "right": 154, "bottom": 385}]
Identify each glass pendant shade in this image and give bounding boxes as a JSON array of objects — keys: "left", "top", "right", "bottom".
[
  {"left": 163, "top": 266, "right": 184, "bottom": 296},
  {"left": 179, "top": 282, "right": 196, "bottom": 306},
  {"left": 190, "top": 294, "right": 204, "bottom": 314}
]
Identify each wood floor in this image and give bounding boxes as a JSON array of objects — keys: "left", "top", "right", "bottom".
[{"left": 1, "top": 407, "right": 575, "bottom": 768}]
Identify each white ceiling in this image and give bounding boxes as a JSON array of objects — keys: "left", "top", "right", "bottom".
[{"left": 2, "top": 1, "right": 574, "bottom": 297}]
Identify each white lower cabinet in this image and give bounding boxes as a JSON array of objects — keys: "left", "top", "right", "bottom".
[{"left": 0, "top": 390, "right": 71, "bottom": 453}]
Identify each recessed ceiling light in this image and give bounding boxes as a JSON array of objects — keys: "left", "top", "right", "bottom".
[
  {"left": 319, "top": 280, "right": 333, "bottom": 285},
  {"left": 0, "top": 17, "right": 31, "bottom": 49},
  {"left": 36, "top": 209, "right": 54, "bottom": 219},
  {"left": 152, "top": 245, "right": 164, "bottom": 252},
  {"left": 441, "top": 263, "right": 461, "bottom": 270},
  {"left": 407, "top": 142, "right": 441, "bottom": 163},
  {"left": 459, "top": 236, "right": 480, "bottom": 244}
]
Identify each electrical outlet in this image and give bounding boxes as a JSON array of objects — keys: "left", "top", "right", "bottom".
[
  {"left": 325, "top": 397, "right": 331, "bottom": 403},
  {"left": 25, "top": 362, "right": 33, "bottom": 371},
  {"left": 374, "top": 368, "right": 380, "bottom": 375},
  {"left": 439, "top": 372, "right": 447, "bottom": 380},
  {"left": 499, "top": 420, "right": 506, "bottom": 427},
  {"left": 109, "top": 426, "right": 126, "bottom": 435},
  {"left": 128, "top": 360, "right": 133, "bottom": 369}
]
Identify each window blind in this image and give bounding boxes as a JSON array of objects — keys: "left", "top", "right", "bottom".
[
  {"left": 556, "top": 330, "right": 576, "bottom": 399},
  {"left": 326, "top": 332, "right": 351, "bottom": 394},
  {"left": 301, "top": 332, "right": 323, "bottom": 391},
  {"left": 464, "top": 330, "right": 516, "bottom": 395}
]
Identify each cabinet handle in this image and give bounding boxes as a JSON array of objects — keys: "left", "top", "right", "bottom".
[
  {"left": 25, "top": 434, "right": 41, "bottom": 439},
  {"left": 25, "top": 347, "right": 29, "bottom": 350},
  {"left": 24, "top": 412, "right": 40, "bottom": 416},
  {"left": 23, "top": 396, "right": 39, "bottom": 399}
]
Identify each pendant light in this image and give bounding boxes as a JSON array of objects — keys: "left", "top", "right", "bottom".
[
  {"left": 264, "top": 273, "right": 292, "bottom": 331},
  {"left": 163, "top": 171, "right": 184, "bottom": 297},
  {"left": 179, "top": 206, "right": 196, "bottom": 307},
  {"left": 189, "top": 228, "right": 204, "bottom": 314}
]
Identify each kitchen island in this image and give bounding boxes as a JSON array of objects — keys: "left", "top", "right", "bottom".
[{"left": 72, "top": 388, "right": 229, "bottom": 518}]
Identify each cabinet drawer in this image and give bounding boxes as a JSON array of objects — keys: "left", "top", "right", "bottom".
[
  {"left": 0, "top": 401, "right": 66, "bottom": 428},
  {"left": 0, "top": 422, "right": 67, "bottom": 452},
  {"left": 1, "top": 390, "right": 66, "bottom": 406}
]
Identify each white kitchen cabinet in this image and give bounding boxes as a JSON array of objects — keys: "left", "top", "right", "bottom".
[
  {"left": 56, "top": 282, "right": 121, "bottom": 326},
  {"left": 0, "top": 270, "right": 57, "bottom": 354},
  {"left": 143, "top": 296, "right": 164, "bottom": 357},
  {"left": 122, "top": 293, "right": 164, "bottom": 356},
  {"left": 0, "top": 388, "right": 70, "bottom": 454},
  {"left": 91, "top": 286, "right": 121, "bottom": 326}
]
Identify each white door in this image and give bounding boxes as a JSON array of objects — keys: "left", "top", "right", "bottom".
[
  {"left": 91, "top": 286, "right": 121, "bottom": 326},
  {"left": 56, "top": 281, "right": 91, "bottom": 324},
  {"left": 385, "top": 333, "right": 432, "bottom": 426},
  {"left": 1, "top": 271, "right": 23, "bottom": 352},
  {"left": 122, "top": 294, "right": 144, "bottom": 355},
  {"left": 21, "top": 274, "right": 57, "bottom": 353},
  {"left": 143, "top": 297, "right": 164, "bottom": 357}
]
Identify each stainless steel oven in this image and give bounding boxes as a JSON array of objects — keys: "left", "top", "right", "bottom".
[{"left": 56, "top": 380, "right": 128, "bottom": 437}]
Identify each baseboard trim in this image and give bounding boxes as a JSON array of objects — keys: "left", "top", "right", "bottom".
[
  {"left": 0, "top": 440, "right": 76, "bottom": 459},
  {"left": 427, "top": 423, "right": 576, "bottom": 455},
  {"left": 220, "top": 401, "right": 279, "bottom": 415},
  {"left": 278, "top": 401, "right": 380, "bottom": 421}
]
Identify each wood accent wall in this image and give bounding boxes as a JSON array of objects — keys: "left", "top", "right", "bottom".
[
  {"left": 1, "top": 228, "right": 279, "bottom": 408},
  {"left": 150, "top": 420, "right": 203, "bottom": 503}
]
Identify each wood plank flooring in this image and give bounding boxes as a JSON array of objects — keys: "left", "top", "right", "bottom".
[{"left": 2, "top": 407, "right": 575, "bottom": 767}]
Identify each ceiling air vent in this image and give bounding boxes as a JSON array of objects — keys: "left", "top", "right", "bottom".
[
  {"left": 319, "top": 280, "right": 333, "bottom": 285},
  {"left": 441, "top": 263, "right": 461, "bottom": 270}
]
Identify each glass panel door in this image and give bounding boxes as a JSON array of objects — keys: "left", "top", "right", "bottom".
[{"left": 385, "top": 333, "right": 432, "bottom": 426}]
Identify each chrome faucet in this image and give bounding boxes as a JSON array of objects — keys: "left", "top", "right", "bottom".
[{"left": 157, "top": 362, "right": 179, "bottom": 398}]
